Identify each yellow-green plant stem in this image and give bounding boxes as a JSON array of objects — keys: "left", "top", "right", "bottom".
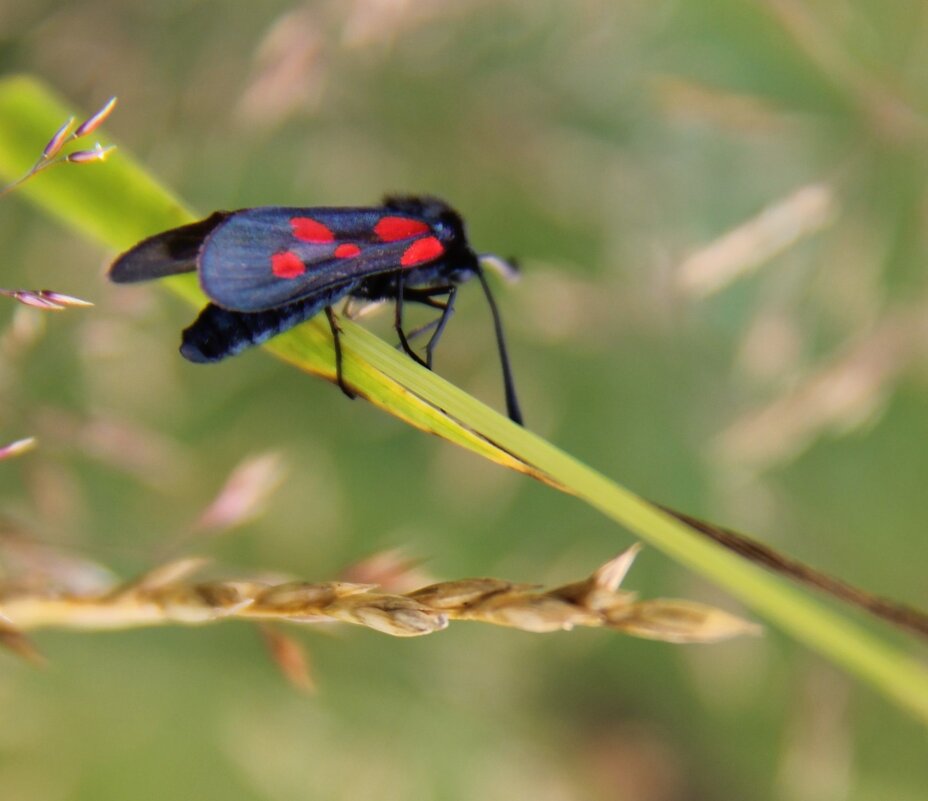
[{"left": 2, "top": 75, "right": 927, "bottom": 723}]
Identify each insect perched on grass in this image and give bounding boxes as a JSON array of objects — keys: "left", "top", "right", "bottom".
[{"left": 108, "top": 196, "right": 523, "bottom": 424}]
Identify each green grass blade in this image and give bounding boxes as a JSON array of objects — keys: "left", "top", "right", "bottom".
[
  {"left": 2, "top": 75, "right": 927, "bottom": 723},
  {"left": 0, "top": 75, "right": 542, "bottom": 475}
]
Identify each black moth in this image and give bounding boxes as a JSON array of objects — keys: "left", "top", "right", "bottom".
[{"left": 108, "top": 196, "right": 523, "bottom": 425}]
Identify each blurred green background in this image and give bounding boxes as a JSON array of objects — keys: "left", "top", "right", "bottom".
[{"left": 2, "top": 1, "right": 927, "bottom": 799}]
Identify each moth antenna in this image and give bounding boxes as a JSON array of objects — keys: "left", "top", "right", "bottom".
[
  {"left": 475, "top": 264, "right": 523, "bottom": 426},
  {"left": 478, "top": 253, "right": 520, "bottom": 284}
]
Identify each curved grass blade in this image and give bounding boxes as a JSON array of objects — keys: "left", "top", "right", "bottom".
[{"left": 1, "top": 75, "right": 926, "bottom": 723}]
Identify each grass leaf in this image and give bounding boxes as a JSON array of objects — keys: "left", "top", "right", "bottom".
[{"left": 2, "top": 74, "right": 927, "bottom": 723}]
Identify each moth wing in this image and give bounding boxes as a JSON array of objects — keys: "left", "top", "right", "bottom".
[
  {"left": 109, "top": 213, "right": 231, "bottom": 283},
  {"left": 199, "top": 207, "right": 418, "bottom": 313},
  {"left": 180, "top": 291, "right": 348, "bottom": 363}
]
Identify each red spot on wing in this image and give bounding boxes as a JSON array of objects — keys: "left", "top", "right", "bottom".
[
  {"left": 271, "top": 251, "right": 306, "bottom": 279},
  {"left": 291, "top": 217, "right": 335, "bottom": 243},
  {"left": 400, "top": 236, "right": 445, "bottom": 268},
  {"left": 334, "top": 243, "right": 361, "bottom": 259},
  {"left": 375, "top": 216, "right": 431, "bottom": 242}
]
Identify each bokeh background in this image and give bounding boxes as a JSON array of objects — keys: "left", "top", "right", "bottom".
[{"left": 2, "top": 1, "right": 928, "bottom": 799}]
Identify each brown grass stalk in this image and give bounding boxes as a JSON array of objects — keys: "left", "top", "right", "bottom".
[{"left": 1, "top": 547, "right": 758, "bottom": 651}]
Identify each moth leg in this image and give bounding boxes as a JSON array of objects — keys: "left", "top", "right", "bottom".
[
  {"left": 404, "top": 286, "right": 456, "bottom": 369},
  {"left": 394, "top": 272, "right": 429, "bottom": 369},
  {"left": 403, "top": 316, "right": 442, "bottom": 344},
  {"left": 397, "top": 285, "right": 457, "bottom": 369},
  {"left": 422, "top": 286, "right": 457, "bottom": 369},
  {"left": 325, "top": 306, "right": 356, "bottom": 400},
  {"left": 399, "top": 286, "right": 453, "bottom": 338},
  {"left": 402, "top": 285, "right": 456, "bottom": 302}
]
